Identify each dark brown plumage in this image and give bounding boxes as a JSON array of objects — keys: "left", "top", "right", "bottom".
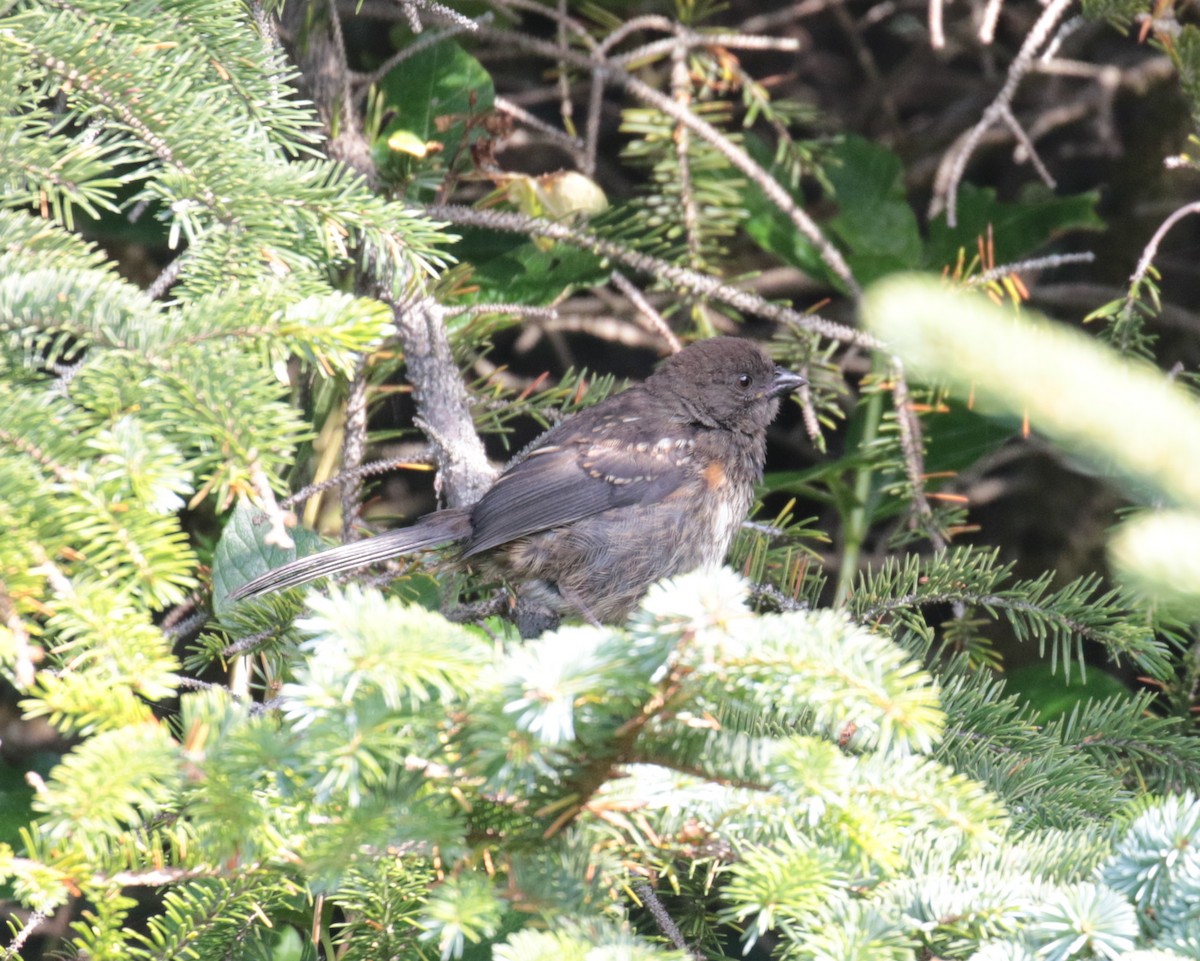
[{"left": 231, "top": 337, "right": 804, "bottom": 635}]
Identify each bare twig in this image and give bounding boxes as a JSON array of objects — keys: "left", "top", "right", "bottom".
[
  {"left": 1126, "top": 201, "right": 1200, "bottom": 307},
  {"left": 611, "top": 271, "right": 683, "bottom": 353},
  {"left": 147, "top": 249, "right": 189, "bottom": 300},
  {"left": 966, "top": 251, "right": 1095, "bottom": 287},
  {"left": 929, "top": 0, "right": 945, "bottom": 50},
  {"left": 222, "top": 627, "right": 279, "bottom": 658},
  {"left": 444, "top": 302, "right": 560, "bottom": 320},
  {"left": 891, "top": 362, "right": 944, "bottom": 549},
  {"left": 281, "top": 455, "right": 437, "bottom": 511},
  {"left": 280, "top": 1, "right": 375, "bottom": 180},
  {"left": 284, "top": 3, "right": 495, "bottom": 510},
  {"left": 2, "top": 911, "right": 47, "bottom": 961},
  {"left": 999, "top": 104, "right": 1056, "bottom": 189},
  {"left": 474, "top": 27, "right": 861, "bottom": 296},
  {"left": 596, "top": 15, "right": 675, "bottom": 53},
  {"left": 978, "top": 0, "right": 1004, "bottom": 45},
  {"left": 426, "top": 204, "right": 877, "bottom": 349},
  {"left": 487, "top": 0, "right": 594, "bottom": 44},
  {"left": 351, "top": 15, "right": 490, "bottom": 106},
  {"left": 493, "top": 95, "right": 586, "bottom": 163},
  {"left": 510, "top": 314, "right": 666, "bottom": 351},
  {"left": 741, "top": 0, "right": 843, "bottom": 33},
  {"left": 634, "top": 882, "right": 704, "bottom": 961},
  {"left": 929, "top": 0, "right": 1074, "bottom": 226},
  {"left": 750, "top": 581, "right": 809, "bottom": 613},
  {"left": 610, "top": 31, "right": 806, "bottom": 67},
  {"left": 582, "top": 69, "right": 604, "bottom": 176},
  {"left": 618, "top": 68, "right": 858, "bottom": 295},
  {"left": 671, "top": 40, "right": 701, "bottom": 269},
  {"left": 556, "top": 0, "right": 574, "bottom": 134},
  {"left": 1040, "top": 14, "right": 1086, "bottom": 61}
]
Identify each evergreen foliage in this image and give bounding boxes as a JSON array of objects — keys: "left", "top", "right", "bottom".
[{"left": 3, "top": 0, "right": 1200, "bottom": 959}]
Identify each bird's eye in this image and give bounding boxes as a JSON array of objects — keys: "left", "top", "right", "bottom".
[{"left": 735, "top": 373, "right": 753, "bottom": 390}]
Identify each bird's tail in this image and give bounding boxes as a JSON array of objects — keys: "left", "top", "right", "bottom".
[{"left": 229, "top": 508, "right": 472, "bottom": 600}]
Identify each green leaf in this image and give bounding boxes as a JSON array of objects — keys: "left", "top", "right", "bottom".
[
  {"left": 376, "top": 41, "right": 494, "bottom": 161},
  {"left": 926, "top": 183, "right": 1103, "bottom": 269},
  {"left": 745, "top": 138, "right": 1100, "bottom": 288},
  {"left": 210, "top": 502, "right": 327, "bottom": 615},
  {"left": 824, "top": 136, "right": 923, "bottom": 283},
  {"left": 1004, "top": 663, "right": 1132, "bottom": 722},
  {"left": 460, "top": 236, "right": 610, "bottom": 306},
  {"left": 744, "top": 136, "right": 921, "bottom": 286}
]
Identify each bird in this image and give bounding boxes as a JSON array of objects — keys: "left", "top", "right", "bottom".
[{"left": 230, "top": 336, "right": 805, "bottom": 636}]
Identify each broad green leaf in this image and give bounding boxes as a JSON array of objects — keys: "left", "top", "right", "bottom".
[
  {"left": 376, "top": 41, "right": 494, "bottom": 161},
  {"left": 824, "top": 136, "right": 923, "bottom": 283},
  {"left": 1004, "top": 663, "right": 1131, "bottom": 722},
  {"left": 210, "top": 501, "right": 326, "bottom": 614},
  {"left": 744, "top": 136, "right": 921, "bottom": 287},
  {"left": 460, "top": 236, "right": 610, "bottom": 305},
  {"left": 927, "top": 183, "right": 1103, "bottom": 269}
]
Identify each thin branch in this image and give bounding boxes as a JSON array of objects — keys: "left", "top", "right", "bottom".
[
  {"left": 891, "top": 361, "right": 944, "bottom": 550},
  {"left": 610, "top": 31, "right": 806, "bottom": 67},
  {"left": 493, "top": 95, "right": 586, "bottom": 162},
  {"left": 741, "top": 0, "right": 844, "bottom": 33},
  {"left": 929, "top": 0, "right": 945, "bottom": 50},
  {"left": 283, "top": 2, "right": 496, "bottom": 510},
  {"left": 378, "top": 288, "right": 498, "bottom": 508},
  {"left": 978, "top": 0, "right": 1004, "bottom": 45},
  {"left": 671, "top": 40, "right": 701, "bottom": 269},
  {"left": 999, "top": 105, "right": 1055, "bottom": 188},
  {"left": 147, "top": 249, "right": 190, "bottom": 300},
  {"left": 222, "top": 628, "right": 279, "bottom": 659},
  {"left": 556, "top": 0, "right": 574, "bottom": 134},
  {"left": 280, "top": 1, "right": 375, "bottom": 181},
  {"left": 583, "top": 68, "right": 604, "bottom": 176},
  {"left": 402, "top": 0, "right": 482, "bottom": 32},
  {"left": 282, "top": 454, "right": 436, "bottom": 510},
  {"left": 486, "top": 0, "right": 594, "bottom": 44},
  {"left": 611, "top": 271, "right": 683, "bottom": 353},
  {"left": 1, "top": 911, "right": 47, "bottom": 961},
  {"left": 163, "top": 609, "right": 209, "bottom": 641},
  {"left": 340, "top": 353, "right": 370, "bottom": 538},
  {"left": 634, "top": 883, "right": 705, "bottom": 961},
  {"left": 929, "top": 0, "right": 1074, "bottom": 226},
  {"left": 351, "top": 15, "right": 490, "bottom": 106},
  {"left": 510, "top": 315, "right": 665, "bottom": 353},
  {"left": 426, "top": 204, "right": 877, "bottom": 349},
  {"left": 1126, "top": 201, "right": 1200, "bottom": 309},
  {"left": 966, "top": 251, "right": 1095, "bottom": 287},
  {"left": 596, "top": 15, "right": 676, "bottom": 54},
  {"left": 444, "top": 302, "right": 560, "bottom": 320},
  {"left": 1040, "top": 14, "right": 1086, "bottom": 61},
  {"left": 750, "top": 580, "right": 810, "bottom": 613},
  {"left": 105, "top": 866, "right": 221, "bottom": 886},
  {"left": 474, "top": 27, "right": 861, "bottom": 296}
]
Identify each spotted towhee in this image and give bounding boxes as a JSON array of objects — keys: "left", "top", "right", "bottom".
[{"left": 231, "top": 337, "right": 805, "bottom": 635}]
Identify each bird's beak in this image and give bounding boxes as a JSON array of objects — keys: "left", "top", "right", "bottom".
[{"left": 770, "top": 367, "right": 807, "bottom": 397}]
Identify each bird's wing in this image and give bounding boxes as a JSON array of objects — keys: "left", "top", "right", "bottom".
[{"left": 462, "top": 433, "right": 697, "bottom": 558}]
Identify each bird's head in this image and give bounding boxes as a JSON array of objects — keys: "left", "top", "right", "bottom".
[{"left": 648, "top": 337, "right": 806, "bottom": 434}]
